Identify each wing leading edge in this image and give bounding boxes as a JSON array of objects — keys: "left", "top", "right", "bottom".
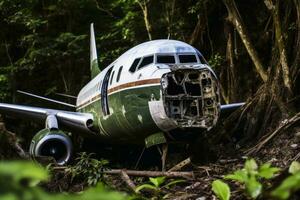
[
  {"left": 220, "top": 102, "right": 245, "bottom": 117},
  {"left": 0, "top": 103, "right": 94, "bottom": 133}
]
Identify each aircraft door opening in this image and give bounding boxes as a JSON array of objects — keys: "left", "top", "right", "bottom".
[{"left": 101, "top": 67, "right": 113, "bottom": 115}]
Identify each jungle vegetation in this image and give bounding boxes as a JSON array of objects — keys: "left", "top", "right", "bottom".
[{"left": 0, "top": 0, "right": 300, "bottom": 199}]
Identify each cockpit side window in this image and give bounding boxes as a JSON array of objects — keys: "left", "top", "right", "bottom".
[
  {"left": 129, "top": 58, "right": 141, "bottom": 73},
  {"left": 116, "top": 66, "right": 123, "bottom": 82},
  {"left": 178, "top": 54, "right": 197, "bottom": 63},
  {"left": 197, "top": 52, "right": 207, "bottom": 64},
  {"left": 138, "top": 55, "right": 153, "bottom": 70},
  {"left": 110, "top": 71, "right": 115, "bottom": 85},
  {"left": 157, "top": 55, "right": 175, "bottom": 64}
]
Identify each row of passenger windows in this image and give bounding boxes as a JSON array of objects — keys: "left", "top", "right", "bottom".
[
  {"left": 109, "top": 65, "right": 123, "bottom": 85},
  {"left": 129, "top": 53, "right": 205, "bottom": 73}
]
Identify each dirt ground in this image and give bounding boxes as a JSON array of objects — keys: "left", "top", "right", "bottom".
[{"left": 1, "top": 115, "right": 300, "bottom": 199}]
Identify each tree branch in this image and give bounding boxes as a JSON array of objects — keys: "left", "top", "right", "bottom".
[{"left": 223, "top": 0, "right": 268, "bottom": 82}]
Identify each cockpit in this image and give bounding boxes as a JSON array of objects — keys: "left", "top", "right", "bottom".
[{"left": 129, "top": 52, "right": 207, "bottom": 73}]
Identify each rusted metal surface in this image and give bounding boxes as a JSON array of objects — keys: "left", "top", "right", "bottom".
[{"left": 161, "top": 65, "right": 220, "bottom": 130}]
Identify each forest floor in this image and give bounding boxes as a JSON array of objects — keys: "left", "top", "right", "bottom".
[{"left": 1, "top": 117, "right": 300, "bottom": 199}]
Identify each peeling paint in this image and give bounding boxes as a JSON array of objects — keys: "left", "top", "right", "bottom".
[
  {"left": 149, "top": 100, "right": 178, "bottom": 131},
  {"left": 138, "top": 114, "right": 143, "bottom": 123},
  {"left": 121, "top": 105, "right": 126, "bottom": 116}
]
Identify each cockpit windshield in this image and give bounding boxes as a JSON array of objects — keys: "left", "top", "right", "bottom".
[
  {"left": 178, "top": 54, "right": 197, "bottom": 63},
  {"left": 157, "top": 55, "right": 176, "bottom": 64}
]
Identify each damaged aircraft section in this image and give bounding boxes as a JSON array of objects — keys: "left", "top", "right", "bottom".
[
  {"left": 161, "top": 65, "right": 220, "bottom": 130},
  {"left": 0, "top": 33, "right": 244, "bottom": 166}
]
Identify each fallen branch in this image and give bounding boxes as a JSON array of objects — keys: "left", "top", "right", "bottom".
[
  {"left": 168, "top": 157, "right": 191, "bottom": 172},
  {"left": 245, "top": 112, "right": 300, "bottom": 155},
  {"left": 53, "top": 166, "right": 194, "bottom": 179},
  {"left": 104, "top": 169, "right": 194, "bottom": 179},
  {"left": 184, "top": 182, "right": 201, "bottom": 190},
  {"left": 120, "top": 170, "right": 137, "bottom": 193}
]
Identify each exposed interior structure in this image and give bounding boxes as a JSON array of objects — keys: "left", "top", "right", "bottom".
[{"left": 161, "top": 68, "right": 220, "bottom": 129}]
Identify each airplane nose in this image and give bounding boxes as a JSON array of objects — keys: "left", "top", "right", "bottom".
[{"left": 160, "top": 68, "right": 220, "bottom": 129}]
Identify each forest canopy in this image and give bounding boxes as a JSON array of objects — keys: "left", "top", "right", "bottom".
[{"left": 1, "top": 0, "right": 298, "bottom": 104}]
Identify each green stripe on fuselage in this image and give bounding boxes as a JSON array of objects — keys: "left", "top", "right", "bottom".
[{"left": 77, "top": 85, "right": 161, "bottom": 144}]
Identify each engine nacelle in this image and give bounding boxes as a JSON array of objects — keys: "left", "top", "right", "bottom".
[{"left": 29, "top": 128, "right": 72, "bottom": 165}]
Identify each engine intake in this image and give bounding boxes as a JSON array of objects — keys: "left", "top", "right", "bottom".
[{"left": 29, "top": 129, "right": 72, "bottom": 165}]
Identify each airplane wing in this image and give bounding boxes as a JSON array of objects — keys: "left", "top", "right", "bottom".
[
  {"left": 0, "top": 103, "right": 94, "bottom": 133},
  {"left": 220, "top": 102, "right": 245, "bottom": 117}
]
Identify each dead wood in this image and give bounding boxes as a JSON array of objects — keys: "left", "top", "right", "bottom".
[
  {"left": 168, "top": 157, "right": 191, "bottom": 172},
  {"left": 245, "top": 112, "right": 300, "bottom": 155},
  {"left": 104, "top": 169, "right": 194, "bottom": 179},
  {"left": 184, "top": 182, "right": 201, "bottom": 190},
  {"left": 0, "top": 121, "right": 27, "bottom": 159},
  {"left": 120, "top": 170, "right": 137, "bottom": 193},
  {"left": 52, "top": 167, "right": 195, "bottom": 179}
]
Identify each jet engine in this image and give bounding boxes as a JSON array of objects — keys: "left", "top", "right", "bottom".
[{"left": 29, "top": 128, "right": 72, "bottom": 165}]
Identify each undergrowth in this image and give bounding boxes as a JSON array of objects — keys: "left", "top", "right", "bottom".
[{"left": 212, "top": 159, "right": 300, "bottom": 200}]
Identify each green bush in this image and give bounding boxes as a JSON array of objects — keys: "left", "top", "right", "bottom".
[
  {"left": 0, "top": 160, "right": 129, "bottom": 200},
  {"left": 65, "top": 152, "right": 109, "bottom": 186}
]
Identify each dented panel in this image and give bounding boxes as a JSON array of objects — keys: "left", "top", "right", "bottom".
[{"left": 149, "top": 100, "right": 178, "bottom": 131}]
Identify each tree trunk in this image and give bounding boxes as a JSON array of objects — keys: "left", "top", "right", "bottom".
[
  {"left": 291, "top": 0, "right": 300, "bottom": 82},
  {"left": 223, "top": 0, "right": 268, "bottom": 82},
  {"left": 264, "top": 0, "right": 292, "bottom": 93},
  {"left": 225, "top": 22, "right": 238, "bottom": 102},
  {"left": 189, "top": 14, "right": 205, "bottom": 45},
  {"left": 137, "top": 0, "right": 153, "bottom": 40},
  {"left": 165, "top": 0, "right": 176, "bottom": 39}
]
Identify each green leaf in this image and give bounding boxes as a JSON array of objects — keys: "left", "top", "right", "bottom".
[
  {"left": 289, "top": 161, "right": 300, "bottom": 175},
  {"left": 271, "top": 172, "right": 300, "bottom": 200},
  {"left": 0, "top": 161, "right": 49, "bottom": 186},
  {"left": 258, "top": 163, "right": 280, "bottom": 179},
  {"left": 79, "top": 183, "right": 128, "bottom": 200},
  {"left": 163, "top": 179, "right": 186, "bottom": 189},
  {"left": 245, "top": 159, "right": 258, "bottom": 173},
  {"left": 135, "top": 184, "right": 158, "bottom": 193},
  {"left": 245, "top": 175, "right": 262, "bottom": 199},
  {"left": 212, "top": 180, "right": 231, "bottom": 200},
  {"left": 149, "top": 177, "right": 166, "bottom": 187},
  {"left": 224, "top": 170, "right": 248, "bottom": 183}
]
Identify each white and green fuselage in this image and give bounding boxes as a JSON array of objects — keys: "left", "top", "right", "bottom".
[
  {"left": 76, "top": 39, "right": 220, "bottom": 145},
  {"left": 0, "top": 25, "right": 243, "bottom": 165}
]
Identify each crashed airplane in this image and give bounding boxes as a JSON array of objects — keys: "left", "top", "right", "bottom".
[{"left": 0, "top": 24, "right": 244, "bottom": 166}]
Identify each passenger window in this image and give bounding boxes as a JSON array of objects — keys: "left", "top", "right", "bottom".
[
  {"left": 129, "top": 58, "right": 141, "bottom": 72},
  {"left": 110, "top": 71, "right": 115, "bottom": 85},
  {"left": 179, "top": 54, "right": 197, "bottom": 63},
  {"left": 138, "top": 55, "right": 153, "bottom": 70},
  {"left": 116, "top": 66, "right": 123, "bottom": 82},
  {"left": 157, "top": 55, "right": 175, "bottom": 64}
]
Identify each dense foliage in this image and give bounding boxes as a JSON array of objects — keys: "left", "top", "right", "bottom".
[
  {"left": 2, "top": 0, "right": 297, "bottom": 103},
  {"left": 0, "top": 160, "right": 129, "bottom": 200},
  {"left": 212, "top": 160, "right": 300, "bottom": 200},
  {"left": 0, "top": 0, "right": 300, "bottom": 199}
]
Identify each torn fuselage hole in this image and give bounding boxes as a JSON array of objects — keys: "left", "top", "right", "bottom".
[{"left": 161, "top": 69, "right": 220, "bottom": 129}]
